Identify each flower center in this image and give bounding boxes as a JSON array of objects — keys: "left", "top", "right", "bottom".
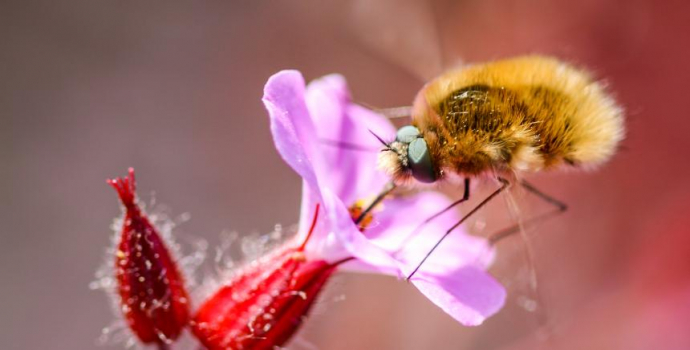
[{"left": 348, "top": 199, "right": 379, "bottom": 232}]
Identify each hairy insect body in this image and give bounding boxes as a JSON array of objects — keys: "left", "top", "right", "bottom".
[{"left": 382, "top": 56, "right": 624, "bottom": 184}]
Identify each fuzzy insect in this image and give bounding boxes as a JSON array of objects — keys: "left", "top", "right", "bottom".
[
  {"left": 373, "top": 55, "right": 624, "bottom": 279},
  {"left": 379, "top": 55, "right": 624, "bottom": 185}
]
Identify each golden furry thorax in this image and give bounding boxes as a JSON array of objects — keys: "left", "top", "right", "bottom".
[{"left": 378, "top": 55, "right": 625, "bottom": 184}]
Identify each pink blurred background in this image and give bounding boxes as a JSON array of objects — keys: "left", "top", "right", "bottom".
[{"left": 2, "top": 0, "right": 689, "bottom": 349}]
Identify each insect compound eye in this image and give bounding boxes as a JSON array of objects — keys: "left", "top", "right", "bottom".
[
  {"left": 396, "top": 125, "right": 421, "bottom": 143},
  {"left": 408, "top": 138, "right": 436, "bottom": 183}
]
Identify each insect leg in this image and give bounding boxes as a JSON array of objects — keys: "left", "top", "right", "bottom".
[
  {"left": 389, "top": 178, "right": 470, "bottom": 258},
  {"left": 421, "top": 177, "right": 471, "bottom": 226},
  {"left": 520, "top": 180, "right": 568, "bottom": 212},
  {"left": 406, "top": 177, "right": 510, "bottom": 280},
  {"left": 489, "top": 180, "right": 567, "bottom": 245}
]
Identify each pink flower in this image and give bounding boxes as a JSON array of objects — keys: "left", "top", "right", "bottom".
[{"left": 264, "top": 70, "right": 506, "bottom": 326}]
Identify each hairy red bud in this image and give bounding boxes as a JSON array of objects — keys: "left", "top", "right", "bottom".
[
  {"left": 192, "top": 206, "right": 340, "bottom": 349},
  {"left": 108, "top": 168, "right": 190, "bottom": 345}
]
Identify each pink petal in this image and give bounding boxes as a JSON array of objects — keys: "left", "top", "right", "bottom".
[
  {"left": 365, "top": 191, "right": 495, "bottom": 272},
  {"left": 263, "top": 70, "right": 319, "bottom": 191},
  {"left": 263, "top": 71, "right": 325, "bottom": 241},
  {"left": 304, "top": 74, "right": 396, "bottom": 205},
  {"left": 339, "top": 190, "right": 503, "bottom": 324},
  {"left": 320, "top": 189, "right": 399, "bottom": 273},
  {"left": 411, "top": 266, "right": 506, "bottom": 326}
]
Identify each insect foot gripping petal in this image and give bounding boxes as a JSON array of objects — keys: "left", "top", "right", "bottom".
[
  {"left": 107, "top": 168, "right": 191, "bottom": 346},
  {"left": 190, "top": 244, "right": 338, "bottom": 350}
]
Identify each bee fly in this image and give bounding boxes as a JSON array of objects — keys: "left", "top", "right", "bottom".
[{"left": 374, "top": 56, "right": 625, "bottom": 278}]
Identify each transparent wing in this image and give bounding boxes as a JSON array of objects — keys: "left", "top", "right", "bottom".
[
  {"left": 348, "top": 0, "right": 557, "bottom": 335},
  {"left": 348, "top": 0, "right": 450, "bottom": 81}
]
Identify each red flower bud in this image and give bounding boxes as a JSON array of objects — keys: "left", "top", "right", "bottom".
[
  {"left": 108, "top": 168, "right": 190, "bottom": 346},
  {"left": 191, "top": 205, "right": 342, "bottom": 350}
]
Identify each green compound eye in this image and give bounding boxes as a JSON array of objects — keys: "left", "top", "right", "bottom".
[
  {"left": 396, "top": 125, "right": 420, "bottom": 143},
  {"left": 408, "top": 138, "right": 436, "bottom": 183}
]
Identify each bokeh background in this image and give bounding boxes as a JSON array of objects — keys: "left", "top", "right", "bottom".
[{"left": 2, "top": 0, "right": 690, "bottom": 349}]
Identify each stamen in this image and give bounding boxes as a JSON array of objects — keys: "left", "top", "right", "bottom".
[
  {"left": 355, "top": 182, "right": 396, "bottom": 225},
  {"left": 348, "top": 200, "right": 375, "bottom": 231}
]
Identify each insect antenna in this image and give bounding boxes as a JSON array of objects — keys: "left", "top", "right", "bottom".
[{"left": 368, "top": 129, "right": 394, "bottom": 152}]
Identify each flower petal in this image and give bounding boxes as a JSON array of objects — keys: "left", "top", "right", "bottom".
[
  {"left": 265, "top": 70, "right": 507, "bottom": 327},
  {"left": 263, "top": 70, "right": 319, "bottom": 191},
  {"left": 264, "top": 71, "right": 328, "bottom": 242},
  {"left": 304, "top": 74, "right": 396, "bottom": 204},
  {"left": 411, "top": 266, "right": 506, "bottom": 326},
  {"left": 364, "top": 191, "right": 495, "bottom": 273},
  {"left": 320, "top": 189, "right": 399, "bottom": 273},
  {"left": 337, "top": 190, "right": 503, "bottom": 324}
]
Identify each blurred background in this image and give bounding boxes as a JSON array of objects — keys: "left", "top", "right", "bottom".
[{"left": 2, "top": 0, "right": 690, "bottom": 349}]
